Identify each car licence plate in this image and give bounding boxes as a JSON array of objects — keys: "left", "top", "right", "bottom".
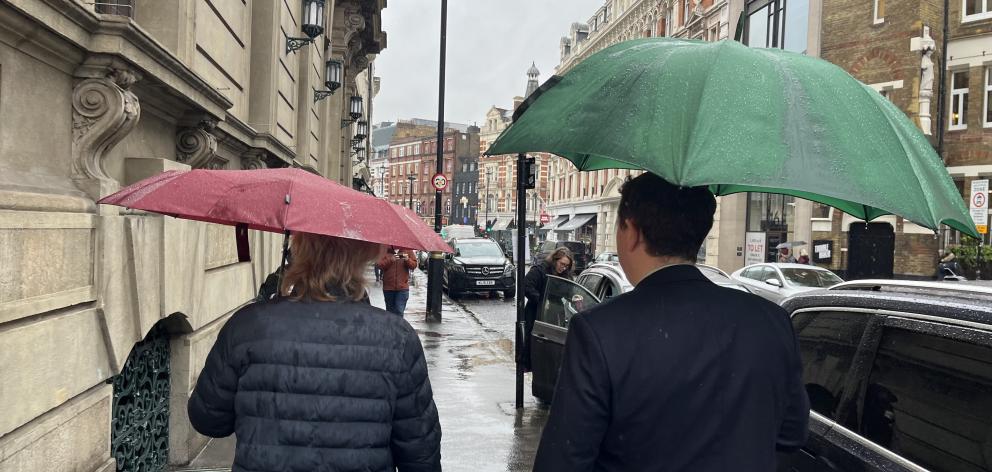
[{"left": 476, "top": 280, "right": 496, "bottom": 286}]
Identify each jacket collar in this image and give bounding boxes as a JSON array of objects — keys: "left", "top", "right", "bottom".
[{"left": 633, "top": 264, "right": 707, "bottom": 291}]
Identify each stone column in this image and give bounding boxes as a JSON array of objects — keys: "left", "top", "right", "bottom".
[{"left": 71, "top": 56, "right": 142, "bottom": 203}]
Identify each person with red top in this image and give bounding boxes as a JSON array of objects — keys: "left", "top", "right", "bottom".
[{"left": 377, "top": 246, "right": 417, "bottom": 315}]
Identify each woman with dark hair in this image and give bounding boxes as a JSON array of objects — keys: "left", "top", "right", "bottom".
[
  {"left": 522, "top": 247, "right": 574, "bottom": 371},
  {"left": 188, "top": 232, "right": 441, "bottom": 472}
]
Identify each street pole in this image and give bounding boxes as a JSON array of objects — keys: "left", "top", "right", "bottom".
[
  {"left": 426, "top": 0, "right": 447, "bottom": 321},
  {"left": 485, "top": 169, "right": 492, "bottom": 233},
  {"left": 515, "top": 153, "right": 526, "bottom": 409},
  {"left": 408, "top": 175, "right": 414, "bottom": 209}
]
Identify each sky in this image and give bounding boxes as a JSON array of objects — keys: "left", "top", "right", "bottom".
[{"left": 373, "top": 0, "right": 605, "bottom": 127}]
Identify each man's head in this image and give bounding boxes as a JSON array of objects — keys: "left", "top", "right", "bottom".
[{"left": 616, "top": 173, "right": 716, "bottom": 283}]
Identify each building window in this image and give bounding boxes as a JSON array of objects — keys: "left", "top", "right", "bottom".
[
  {"left": 985, "top": 67, "right": 991, "bottom": 127},
  {"left": 745, "top": 0, "right": 809, "bottom": 54},
  {"left": 812, "top": 203, "right": 832, "bottom": 219},
  {"left": 964, "top": 0, "right": 992, "bottom": 21},
  {"left": 950, "top": 71, "right": 969, "bottom": 130},
  {"left": 683, "top": 0, "right": 691, "bottom": 25},
  {"left": 873, "top": 0, "right": 884, "bottom": 24}
]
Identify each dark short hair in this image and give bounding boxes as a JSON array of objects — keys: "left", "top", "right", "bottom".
[{"left": 617, "top": 173, "right": 716, "bottom": 261}]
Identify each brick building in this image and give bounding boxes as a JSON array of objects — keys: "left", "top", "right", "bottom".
[
  {"left": 386, "top": 128, "right": 480, "bottom": 226},
  {"left": 811, "top": 0, "right": 992, "bottom": 279}
]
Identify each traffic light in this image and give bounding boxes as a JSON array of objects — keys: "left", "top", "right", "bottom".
[{"left": 524, "top": 157, "right": 536, "bottom": 190}]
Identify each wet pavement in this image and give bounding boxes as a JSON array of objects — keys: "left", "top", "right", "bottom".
[{"left": 176, "top": 270, "right": 547, "bottom": 472}]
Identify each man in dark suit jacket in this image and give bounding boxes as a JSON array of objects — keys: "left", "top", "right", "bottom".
[{"left": 533, "top": 173, "right": 809, "bottom": 472}]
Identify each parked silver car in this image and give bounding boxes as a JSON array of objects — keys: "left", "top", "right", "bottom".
[
  {"left": 730, "top": 263, "right": 843, "bottom": 305},
  {"left": 575, "top": 262, "right": 751, "bottom": 301}
]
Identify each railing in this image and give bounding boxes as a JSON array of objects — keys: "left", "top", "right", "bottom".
[{"left": 94, "top": 0, "right": 134, "bottom": 17}]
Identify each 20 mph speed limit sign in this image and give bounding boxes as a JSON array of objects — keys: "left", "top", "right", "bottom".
[{"left": 432, "top": 173, "right": 448, "bottom": 191}]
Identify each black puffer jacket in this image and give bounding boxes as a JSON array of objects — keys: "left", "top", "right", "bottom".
[{"left": 188, "top": 297, "right": 441, "bottom": 472}]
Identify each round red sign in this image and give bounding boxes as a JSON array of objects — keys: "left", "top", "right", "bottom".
[{"left": 432, "top": 173, "right": 448, "bottom": 191}]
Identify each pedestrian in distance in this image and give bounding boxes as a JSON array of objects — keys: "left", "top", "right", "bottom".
[
  {"left": 377, "top": 246, "right": 418, "bottom": 315},
  {"left": 533, "top": 173, "right": 809, "bottom": 472},
  {"left": 522, "top": 247, "right": 574, "bottom": 372},
  {"left": 797, "top": 248, "right": 810, "bottom": 265},
  {"left": 779, "top": 247, "right": 798, "bottom": 264},
  {"left": 188, "top": 232, "right": 441, "bottom": 472}
]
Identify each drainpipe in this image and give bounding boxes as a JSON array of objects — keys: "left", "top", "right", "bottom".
[{"left": 935, "top": 0, "right": 950, "bottom": 160}]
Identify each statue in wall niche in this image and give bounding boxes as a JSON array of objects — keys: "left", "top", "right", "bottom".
[{"left": 917, "top": 26, "right": 936, "bottom": 135}]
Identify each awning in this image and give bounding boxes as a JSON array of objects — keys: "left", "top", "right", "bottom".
[
  {"left": 556, "top": 213, "right": 596, "bottom": 232},
  {"left": 542, "top": 215, "right": 568, "bottom": 230},
  {"left": 492, "top": 217, "right": 512, "bottom": 231}
]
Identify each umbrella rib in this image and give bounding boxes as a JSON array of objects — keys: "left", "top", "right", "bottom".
[{"left": 681, "top": 41, "right": 730, "bottom": 185}]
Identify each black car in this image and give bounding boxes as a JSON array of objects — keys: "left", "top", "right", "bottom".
[
  {"left": 443, "top": 238, "right": 516, "bottom": 299},
  {"left": 532, "top": 241, "right": 592, "bottom": 273},
  {"left": 778, "top": 279, "right": 992, "bottom": 472}
]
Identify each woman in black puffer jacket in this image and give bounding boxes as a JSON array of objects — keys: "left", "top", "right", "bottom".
[
  {"left": 521, "top": 247, "right": 574, "bottom": 371},
  {"left": 188, "top": 232, "right": 441, "bottom": 472}
]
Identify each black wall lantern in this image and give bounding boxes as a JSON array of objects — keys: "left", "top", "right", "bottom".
[
  {"left": 287, "top": 0, "right": 326, "bottom": 54},
  {"left": 314, "top": 59, "right": 343, "bottom": 102},
  {"left": 354, "top": 120, "right": 369, "bottom": 140},
  {"left": 341, "top": 95, "right": 364, "bottom": 127}
]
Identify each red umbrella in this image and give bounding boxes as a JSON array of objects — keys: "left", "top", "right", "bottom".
[{"left": 99, "top": 168, "right": 452, "bottom": 253}]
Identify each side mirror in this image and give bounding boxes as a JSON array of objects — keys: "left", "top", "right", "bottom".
[
  {"left": 766, "top": 278, "right": 783, "bottom": 288},
  {"left": 445, "top": 252, "right": 453, "bottom": 260}
]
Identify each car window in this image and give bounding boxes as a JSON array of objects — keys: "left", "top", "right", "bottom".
[
  {"left": 601, "top": 279, "right": 621, "bottom": 300},
  {"left": 539, "top": 276, "right": 601, "bottom": 328},
  {"left": 791, "top": 311, "right": 871, "bottom": 424},
  {"left": 781, "top": 268, "right": 843, "bottom": 288},
  {"left": 540, "top": 241, "right": 555, "bottom": 253},
  {"left": 456, "top": 242, "right": 503, "bottom": 258},
  {"left": 741, "top": 267, "right": 758, "bottom": 280},
  {"left": 699, "top": 267, "right": 732, "bottom": 284},
  {"left": 578, "top": 274, "right": 603, "bottom": 294},
  {"left": 560, "top": 242, "right": 584, "bottom": 254},
  {"left": 860, "top": 326, "right": 992, "bottom": 472}
]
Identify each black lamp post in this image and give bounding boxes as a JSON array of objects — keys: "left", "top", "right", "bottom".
[
  {"left": 341, "top": 95, "right": 364, "bottom": 127},
  {"left": 484, "top": 168, "right": 492, "bottom": 231},
  {"left": 407, "top": 174, "right": 415, "bottom": 209},
  {"left": 314, "top": 59, "right": 342, "bottom": 102},
  {"left": 286, "top": 0, "right": 325, "bottom": 54}
]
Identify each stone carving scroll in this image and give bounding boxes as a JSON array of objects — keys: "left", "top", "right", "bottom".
[
  {"left": 176, "top": 120, "right": 225, "bottom": 169},
  {"left": 241, "top": 149, "right": 268, "bottom": 170},
  {"left": 71, "top": 68, "right": 141, "bottom": 199}
]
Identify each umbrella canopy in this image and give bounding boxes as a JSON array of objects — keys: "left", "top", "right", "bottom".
[
  {"left": 776, "top": 241, "right": 807, "bottom": 249},
  {"left": 99, "top": 168, "right": 452, "bottom": 253},
  {"left": 488, "top": 37, "right": 978, "bottom": 238}
]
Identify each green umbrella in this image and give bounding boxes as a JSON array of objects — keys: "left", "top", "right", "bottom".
[{"left": 488, "top": 37, "right": 978, "bottom": 238}]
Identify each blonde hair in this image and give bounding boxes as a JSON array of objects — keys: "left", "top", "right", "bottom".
[{"left": 280, "top": 232, "right": 381, "bottom": 302}]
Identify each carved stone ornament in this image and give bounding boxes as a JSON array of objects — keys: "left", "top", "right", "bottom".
[
  {"left": 71, "top": 68, "right": 142, "bottom": 200},
  {"left": 241, "top": 149, "right": 268, "bottom": 170},
  {"left": 176, "top": 120, "right": 224, "bottom": 169}
]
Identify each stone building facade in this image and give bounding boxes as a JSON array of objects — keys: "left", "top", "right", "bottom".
[{"left": 0, "top": 0, "right": 385, "bottom": 470}]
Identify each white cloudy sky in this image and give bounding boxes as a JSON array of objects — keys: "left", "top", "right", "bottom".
[{"left": 373, "top": 0, "right": 605, "bottom": 126}]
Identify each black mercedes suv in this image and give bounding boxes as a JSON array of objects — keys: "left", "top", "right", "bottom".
[
  {"left": 442, "top": 238, "right": 516, "bottom": 299},
  {"left": 778, "top": 280, "right": 992, "bottom": 472}
]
